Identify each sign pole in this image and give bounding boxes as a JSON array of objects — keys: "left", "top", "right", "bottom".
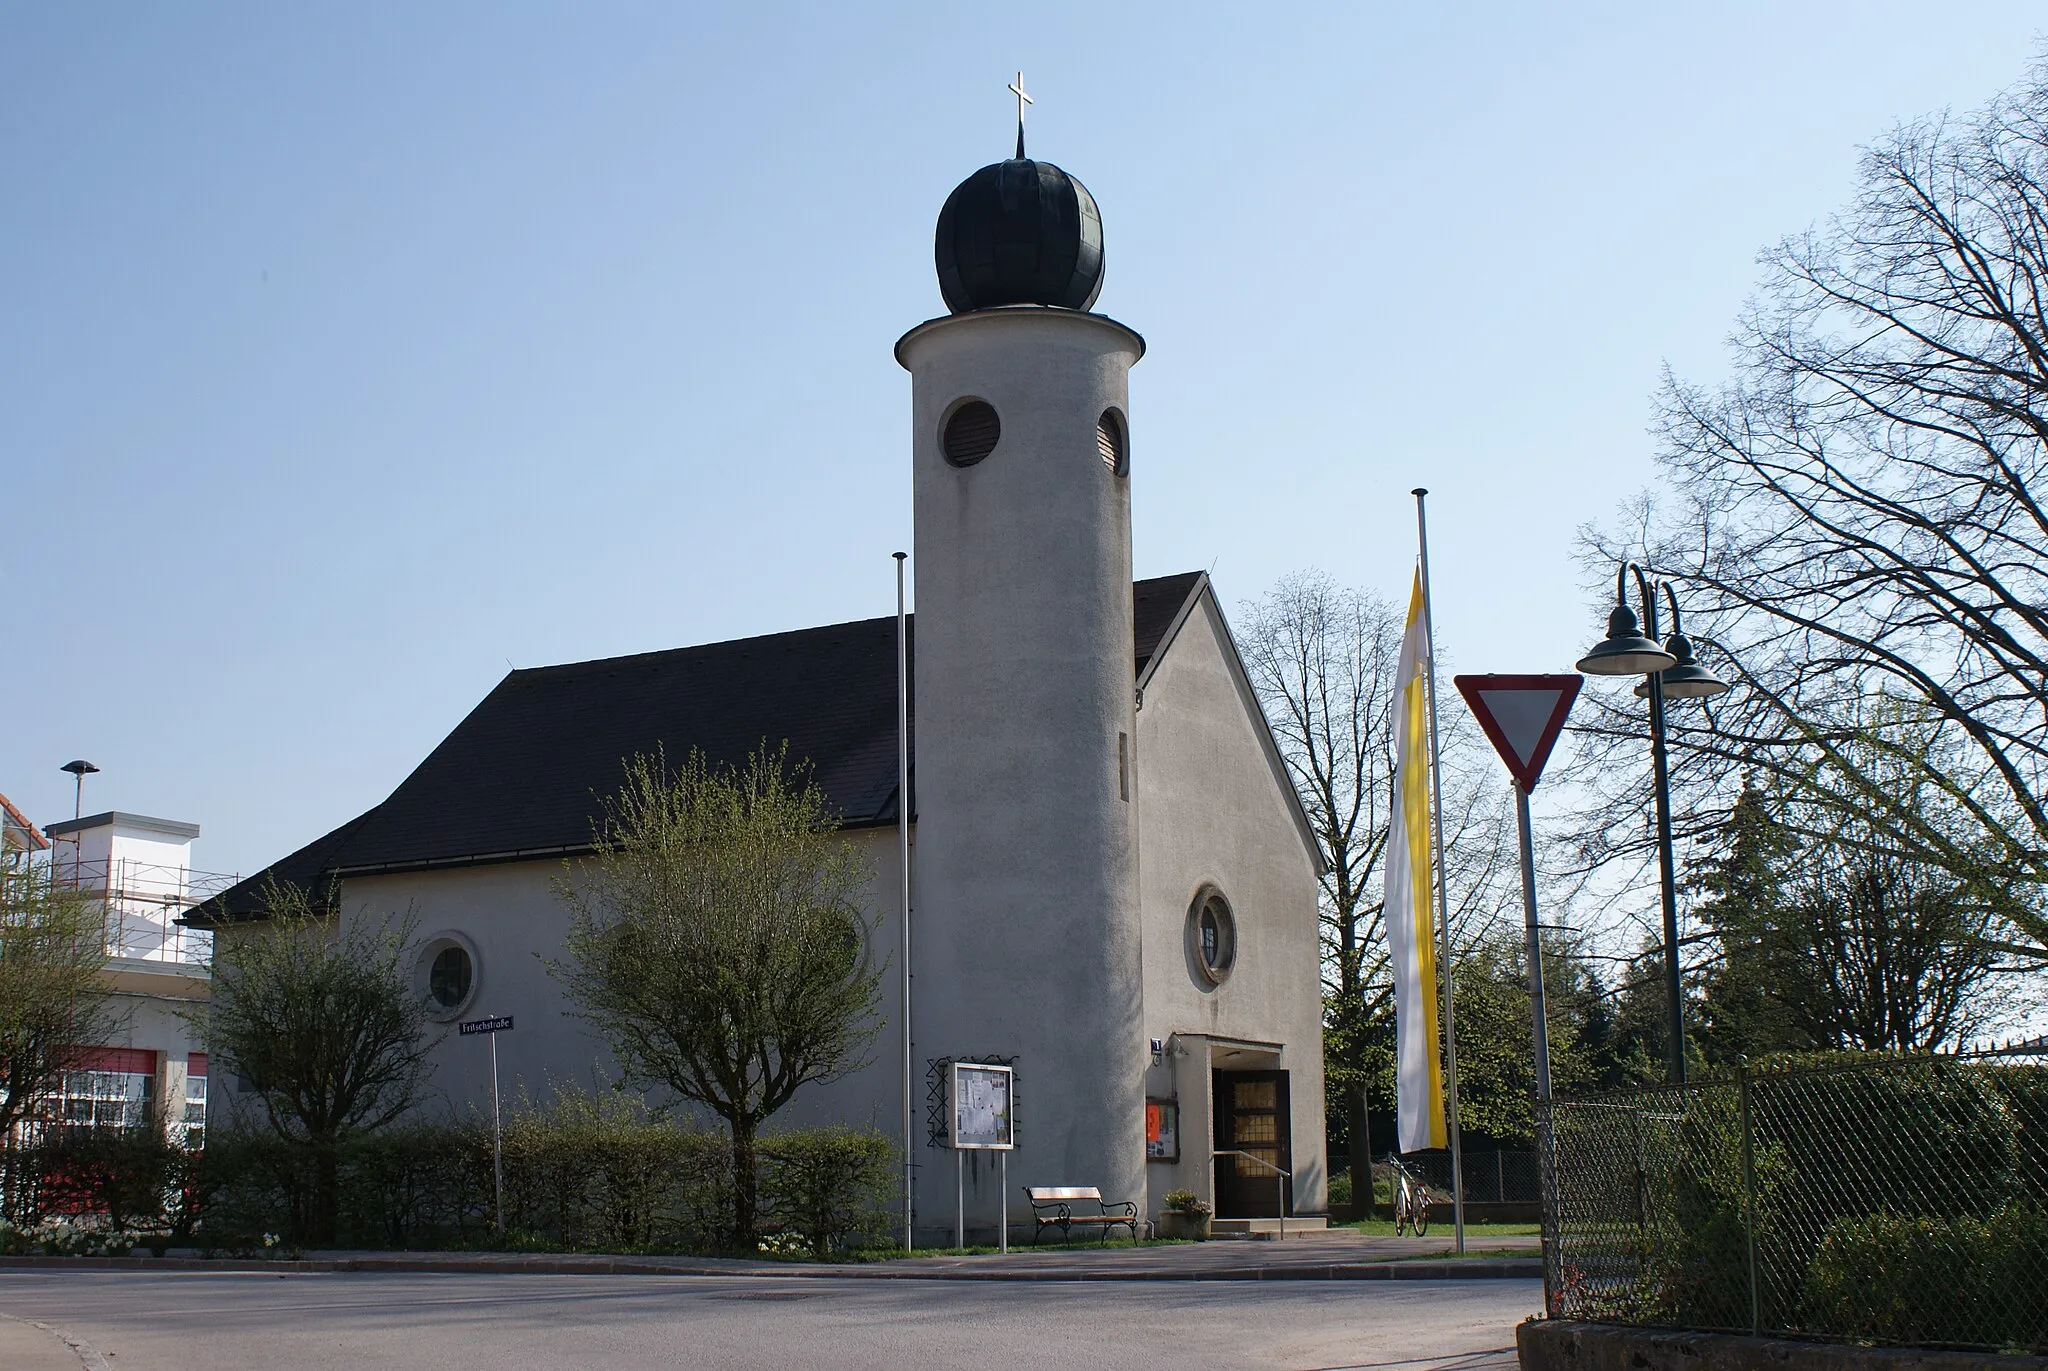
[
  {"left": 461, "top": 1016, "right": 515, "bottom": 1235},
  {"left": 1000, "top": 1152, "right": 1008, "bottom": 1254},
  {"left": 955, "top": 1150, "right": 965, "bottom": 1250},
  {"left": 490, "top": 1029, "right": 504, "bottom": 1234},
  {"left": 1454, "top": 675, "right": 1577, "bottom": 1317},
  {"left": 1515, "top": 788, "right": 1552, "bottom": 1103},
  {"left": 1515, "top": 783, "right": 1559, "bottom": 1316}
]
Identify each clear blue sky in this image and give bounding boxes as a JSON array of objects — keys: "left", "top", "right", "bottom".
[{"left": 4, "top": 3, "right": 2042, "bottom": 881}]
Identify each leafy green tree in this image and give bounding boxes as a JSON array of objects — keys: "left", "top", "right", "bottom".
[
  {"left": 1447, "top": 936, "right": 1603, "bottom": 1142},
  {"left": 202, "top": 882, "right": 434, "bottom": 1244},
  {"left": 1688, "top": 756, "right": 2021, "bottom": 1058},
  {"left": 1691, "top": 780, "right": 1805, "bottom": 1063},
  {"left": 554, "top": 747, "right": 880, "bottom": 1248},
  {"left": 0, "top": 860, "right": 117, "bottom": 1151}
]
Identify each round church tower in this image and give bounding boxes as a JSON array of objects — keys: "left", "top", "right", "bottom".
[{"left": 897, "top": 144, "right": 1147, "bottom": 1236}]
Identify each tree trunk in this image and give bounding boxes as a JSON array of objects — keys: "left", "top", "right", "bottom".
[
  {"left": 729, "top": 1115, "right": 759, "bottom": 1250},
  {"left": 312, "top": 1141, "right": 339, "bottom": 1248},
  {"left": 1349, "top": 1087, "right": 1375, "bottom": 1222}
]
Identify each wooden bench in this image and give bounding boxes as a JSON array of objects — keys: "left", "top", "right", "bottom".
[{"left": 1023, "top": 1186, "right": 1140, "bottom": 1245}]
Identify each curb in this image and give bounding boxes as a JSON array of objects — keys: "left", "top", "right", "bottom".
[{"left": 0, "top": 1253, "right": 1542, "bottom": 1283}]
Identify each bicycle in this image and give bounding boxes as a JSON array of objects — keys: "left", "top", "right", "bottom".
[{"left": 1384, "top": 1155, "right": 1434, "bottom": 1237}]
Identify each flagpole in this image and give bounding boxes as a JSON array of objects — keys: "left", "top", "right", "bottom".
[
  {"left": 1412, "top": 488, "right": 1467, "bottom": 1256},
  {"left": 895, "top": 550, "right": 914, "bottom": 1252}
]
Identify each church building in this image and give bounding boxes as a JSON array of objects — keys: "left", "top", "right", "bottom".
[{"left": 200, "top": 129, "right": 1329, "bottom": 1239}]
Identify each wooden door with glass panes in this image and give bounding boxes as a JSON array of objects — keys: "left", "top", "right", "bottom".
[{"left": 1212, "top": 1070, "right": 1292, "bottom": 1218}]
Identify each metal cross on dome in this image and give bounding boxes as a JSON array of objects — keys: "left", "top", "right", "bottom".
[{"left": 1008, "top": 71, "right": 1032, "bottom": 158}]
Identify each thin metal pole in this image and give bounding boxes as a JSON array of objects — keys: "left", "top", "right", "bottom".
[
  {"left": 1412, "top": 489, "right": 1466, "bottom": 1256},
  {"left": 1739, "top": 1066, "right": 1761, "bottom": 1336},
  {"left": 955, "top": 1149, "right": 964, "bottom": 1250},
  {"left": 1635, "top": 569, "right": 1686, "bottom": 1088},
  {"left": 895, "top": 551, "right": 914, "bottom": 1250},
  {"left": 1000, "top": 1152, "right": 1008, "bottom": 1254},
  {"left": 1515, "top": 788, "right": 1552, "bottom": 1103},
  {"left": 490, "top": 1030, "right": 504, "bottom": 1234},
  {"left": 1516, "top": 785, "right": 1558, "bottom": 1315}
]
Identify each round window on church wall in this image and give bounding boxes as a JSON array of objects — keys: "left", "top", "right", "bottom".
[
  {"left": 1096, "top": 408, "right": 1127, "bottom": 476},
  {"left": 1187, "top": 888, "right": 1237, "bottom": 987},
  {"left": 942, "top": 399, "right": 1001, "bottom": 467},
  {"left": 416, "top": 933, "right": 480, "bottom": 1019},
  {"left": 430, "top": 946, "right": 473, "bottom": 1009}
]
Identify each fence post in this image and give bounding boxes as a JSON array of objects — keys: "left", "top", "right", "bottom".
[{"left": 1738, "top": 1066, "right": 1761, "bottom": 1337}]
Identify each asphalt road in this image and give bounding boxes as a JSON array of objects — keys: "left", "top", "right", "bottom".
[{"left": 0, "top": 1270, "right": 1540, "bottom": 1370}]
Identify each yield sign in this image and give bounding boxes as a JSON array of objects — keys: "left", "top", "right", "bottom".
[{"left": 1453, "top": 674, "right": 1582, "bottom": 793}]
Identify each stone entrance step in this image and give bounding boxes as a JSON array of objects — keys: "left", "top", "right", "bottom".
[{"left": 1208, "top": 1216, "right": 1330, "bottom": 1239}]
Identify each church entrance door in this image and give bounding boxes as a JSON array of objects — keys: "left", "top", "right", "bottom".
[{"left": 1212, "top": 1069, "right": 1291, "bottom": 1219}]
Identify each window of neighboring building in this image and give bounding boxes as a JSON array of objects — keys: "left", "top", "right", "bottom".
[
  {"left": 184, "top": 1054, "right": 208, "bottom": 1149},
  {"left": 56, "top": 1048, "right": 156, "bottom": 1131}
]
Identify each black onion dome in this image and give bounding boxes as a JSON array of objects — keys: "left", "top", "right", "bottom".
[{"left": 934, "top": 158, "right": 1104, "bottom": 314}]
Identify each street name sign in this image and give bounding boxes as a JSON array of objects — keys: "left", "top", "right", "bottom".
[
  {"left": 460, "top": 1015, "right": 514, "bottom": 1036},
  {"left": 1453, "top": 674, "right": 1582, "bottom": 792}
]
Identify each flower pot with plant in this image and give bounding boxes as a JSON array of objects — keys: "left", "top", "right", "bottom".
[{"left": 1158, "top": 1190, "right": 1212, "bottom": 1240}]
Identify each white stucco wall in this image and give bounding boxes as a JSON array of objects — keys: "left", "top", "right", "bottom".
[
  {"left": 323, "top": 828, "right": 912, "bottom": 1136},
  {"left": 1134, "top": 590, "right": 1328, "bottom": 1216},
  {"left": 899, "top": 307, "right": 1150, "bottom": 1242}
]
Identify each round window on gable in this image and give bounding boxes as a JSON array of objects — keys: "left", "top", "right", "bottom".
[
  {"left": 1096, "top": 408, "right": 1128, "bottom": 475},
  {"left": 942, "top": 399, "right": 1001, "bottom": 467},
  {"left": 1186, "top": 887, "right": 1237, "bottom": 988}
]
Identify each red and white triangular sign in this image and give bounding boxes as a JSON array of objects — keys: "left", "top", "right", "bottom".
[{"left": 1453, "top": 674, "right": 1582, "bottom": 793}]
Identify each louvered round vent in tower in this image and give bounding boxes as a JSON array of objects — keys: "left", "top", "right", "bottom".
[
  {"left": 1096, "top": 409, "right": 1127, "bottom": 475},
  {"left": 942, "top": 400, "right": 1001, "bottom": 467}
]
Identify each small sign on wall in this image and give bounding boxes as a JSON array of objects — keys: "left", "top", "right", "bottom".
[
  {"left": 951, "top": 1062, "right": 1015, "bottom": 1150},
  {"left": 1146, "top": 1097, "right": 1179, "bottom": 1162}
]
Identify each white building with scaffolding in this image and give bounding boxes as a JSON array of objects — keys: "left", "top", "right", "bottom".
[{"left": 37, "top": 810, "right": 235, "bottom": 1146}]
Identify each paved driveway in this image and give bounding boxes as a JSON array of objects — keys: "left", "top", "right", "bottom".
[{"left": 0, "top": 1269, "right": 1539, "bottom": 1370}]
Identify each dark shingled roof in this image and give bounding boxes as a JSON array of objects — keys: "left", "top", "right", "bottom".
[{"left": 196, "top": 572, "right": 1206, "bottom": 922}]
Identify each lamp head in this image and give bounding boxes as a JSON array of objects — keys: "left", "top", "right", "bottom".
[
  {"left": 1576, "top": 601, "right": 1677, "bottom": 677},
  {"left": 60, "top": 760, "right": 100, "bottom": 778},
  {"left": 1633, "top": 631, "right": 1730, "bottom": 699}
]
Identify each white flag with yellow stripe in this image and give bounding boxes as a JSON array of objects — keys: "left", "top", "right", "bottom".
[{"left": 1387, "top": 569, "right": 1446, "bottom": 1152}]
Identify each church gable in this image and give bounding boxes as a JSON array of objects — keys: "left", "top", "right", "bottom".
[{"left": 1137, "top": 580, "right": 1322, "bottom": 874}]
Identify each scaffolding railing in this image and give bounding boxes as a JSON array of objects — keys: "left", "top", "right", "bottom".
[{"left": 50, "top": 858, "right": 235, "bottom": 967}]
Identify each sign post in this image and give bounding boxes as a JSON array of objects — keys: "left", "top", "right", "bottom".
[
  {"left": 1453, "top": 675, "right": 1579, "bottom": 1313},
  {"left": 1450, "top": 677, "right": 1579, "bottom": 1105},
  {"left": 949, "top": 1062, "right": 1015, "bottom": 1253},
  {"left": 460, "top": 1015, "right": 515, "bottom": 1233}
]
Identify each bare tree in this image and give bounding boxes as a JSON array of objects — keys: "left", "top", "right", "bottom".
[
  {"left": 553, "top": 746, "right": 880, "bottom": 1248},
  {"left": 1238, "top": 572, "right": 1517, "bottom": 1190},
  {"left": 1570, "top": 63, "right": 2048, "bottom": 966}
]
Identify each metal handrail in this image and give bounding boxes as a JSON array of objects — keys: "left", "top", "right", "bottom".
[{"left": 1214, "top": 1149, "right": 1292, "bottom": 1240}]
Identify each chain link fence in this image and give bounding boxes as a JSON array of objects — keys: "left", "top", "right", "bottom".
[
  {"left": 1543, "top": 1047, "right": 2048, "bottom": 1354},
  {"left": 1400, "top": 1149, "right": 1540, "bottom": 1204}
]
